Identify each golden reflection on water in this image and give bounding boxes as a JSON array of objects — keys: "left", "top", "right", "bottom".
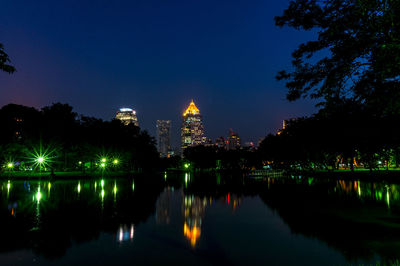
[{"left": 156, "top": 187, "right": 242, "bottom": 248}]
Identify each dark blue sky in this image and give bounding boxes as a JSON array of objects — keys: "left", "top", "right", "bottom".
[{"left": 0, "top": 0, "right": 317, "bottom": 148}]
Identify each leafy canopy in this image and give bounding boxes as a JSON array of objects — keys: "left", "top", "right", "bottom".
[
  {"left": 0, "top": 43, "right": 15, "bottom": 74},
  {"left": 276, "top": 0, "right": 400, "bottom": 114}
]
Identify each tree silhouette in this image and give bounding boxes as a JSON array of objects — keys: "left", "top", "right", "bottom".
[
  {"left": 0, "top": 43, "right": 15, "bottom": 73},
  {"left": 276, "top": 0, "right": 400, "bottom": 115}
]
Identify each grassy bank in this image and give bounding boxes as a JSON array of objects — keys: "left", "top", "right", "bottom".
[
  {"left": 0, "top": 171, "right": 136, "bottom": 180},
  {"left": 295, "top": 169, "right": 400, "bottom": 183}
]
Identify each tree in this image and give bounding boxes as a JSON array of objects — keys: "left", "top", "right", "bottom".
[
  {"left": 0, "top": 43, "right": 15, "bottom": 73},
  {"left": 276, "top": 0, "right": 400, "bottom": 115}
]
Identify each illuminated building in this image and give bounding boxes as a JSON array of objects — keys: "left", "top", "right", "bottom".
[
  {"left": 277, "top": 120, "right": 286, "bottom": 135},
  {"left": 181, "top": 100, "right": 206, "bottom": 152},
  {"left": 243, "top": 141, "right": 255, "bottom": 150},
  {"left": 227, "top": 129, "right": 241, "bottom": 150},
  {"left": 115, "top": 108, "right": 139, "bottom": 126},
  {"left": 215, "top": 136, "right": 225, "bottom": 149},
  {"left": 156, "top": 120, "right": 171, "bottom": 158},
  {"left": 204, "top": 138, "right": 214, "bottom": 147}
]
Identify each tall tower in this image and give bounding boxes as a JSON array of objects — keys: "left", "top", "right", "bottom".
[
  {"left": 156, "top": 120, "right": 171, "bottom": 158},
  {"left": 181, "top": 100, "right": 205, "bottom": 153},
  {"left": 115, "top": 108, "right": 139, "bottom": 126},
  {"left": 227, "top": 129, "right": 241, "bottom": 150}
]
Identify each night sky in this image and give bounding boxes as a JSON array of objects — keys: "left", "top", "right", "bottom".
[{"left": 0, "top": 0, "right": 317, "bottom": 148}]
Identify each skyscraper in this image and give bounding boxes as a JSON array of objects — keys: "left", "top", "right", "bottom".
[
  {"left": 227, "top": 128, "right": 241, "bottom": 150},
  {"left": 156, "top": 120, "right": 171, "bottom": 158},
  {"left": 215, "top": 136, "right": 226, "bottom": 149},
  {"left": 181, "top": 100, "right": 206, "bottom": 152},
  {"left": 115, "top": 108, "right": 139, "bottom": 126}
]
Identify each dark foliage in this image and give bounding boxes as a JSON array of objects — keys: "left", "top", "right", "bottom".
[
  {"left": 0, "top": 43, "right": 15, "bottom": 74},
  {"left": 276, "top": 0, "right": 400, "bottom": 115},
  {"left": 0, "top": 103, "right": 159, "bottom": 172},
  {"left": 259, "top": 101, "right": 400, "bottom": 170}
]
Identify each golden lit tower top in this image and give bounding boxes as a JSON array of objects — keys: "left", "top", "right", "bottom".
[
  {"left": 181, "top": 100, "right": 206, "bottom": 153},
  {"left": 183, "top": 100, "right": 200, "bottom": 116}
]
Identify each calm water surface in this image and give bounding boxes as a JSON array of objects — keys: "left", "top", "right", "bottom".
[{"left": 0, "top": 174, "right": 399, "bottom": 265}]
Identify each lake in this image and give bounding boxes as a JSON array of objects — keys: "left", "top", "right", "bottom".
[{"left": 0, "top": 173, "right": 399, "bottom": 265}]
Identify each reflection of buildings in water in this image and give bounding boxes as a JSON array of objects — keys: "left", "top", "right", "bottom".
[
  {"left": 156, "top": 187, "right": 243, "bottom": 248},
  {"left": 116, "top": 224, "right": 134, "bottom": 243},
  {"left": 155, "top": 187, "right": 181, "bottom": 225},
  {"left": 183, "top": 195, "right": 207, "bottom": 247},
  {"left": 225, "top": 193, "right": 242, "bottom": 211},
  {"left": 8, "top": 202, "right": 17, "bottom": 217}
]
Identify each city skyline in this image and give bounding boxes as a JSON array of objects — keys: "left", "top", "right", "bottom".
[{"left": 0, "top": 0, "right": 317, "bottom": 149}]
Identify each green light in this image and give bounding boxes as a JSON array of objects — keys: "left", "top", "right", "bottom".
[
  {"left": 78, "top": 161, "right": 82, "bottom": 165},
  {"left": 113, "top": 184, "right": 117, "bottom": 194},
  {"left": 101, "top": 189, "right": 105, "bottom": 199},
  {"left": 387, "top": 190, "right": 390, "bottom": 208},
  {"left": 101, "top": 179, "right": 104, "bottom": 188},
  {"left": 101, "top": 158, "right": 107, "bottom": 163},
  {"left": 36, "top": 187, "right": 42, "bottom": 202},
  {"left": 7, "top": 163, "right": 13, "bottom": 168},
  {"left": 132, "top": 181, "right": 135, "bottom": 191},
  {"left": 184, "top": 163, "right": 190, "bottom": 169},
  {"left": 77, "top": 182, "right": 81, "bottom": 193},
  {"left": 113, "top": 159, "right": 119, "bottom": 164},
  {"left": 28, "top": 145, "right": 57, "bottom": 171},
  {"left": 100, "top": 163, "right": 106, "bottom": 168}
]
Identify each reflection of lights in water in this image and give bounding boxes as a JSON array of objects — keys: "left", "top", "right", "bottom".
[
  {"left": 117, "top": 224, "right": 135, "bottom": 242},
  {"left": 132, "top": 181, "right": 135, "bottom": 191},
  {"left": 36, "top": 187, "right": 42, "bottom": 202},
  {"left": 34, "top": 185, "right": 42, "bottom": 229},
  {"left": 357, "top": 181, "right": 361, "bottom": 197},
  {"left": 101, "top": 189, "right": 105, "bottom": 199},
  {"left": 113, "top": 182, "right": 117, "bottom": 203},
  {"left": 184, "top": 223, "right": 200, "bottom": 247},
  {"left": 94, "top": 181, "right": 97, "bottom": 192},
  {"left": 185, "top": 173, "right": 189, "bottom": 187},
  {"left": 164, "top": 171, "right": 167, "bottom": 180},
  {"left": 386, "top": 186, "right": 390, "bottom": 208},
  {"left": 7, "top": 180, "right": 10, "bottom": 197},
  {"left": 101, "top": 179, "right": 104, "bottom": 188},
  {"left": 77, "top": 182, "right": 81, "bottom": 193}
]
